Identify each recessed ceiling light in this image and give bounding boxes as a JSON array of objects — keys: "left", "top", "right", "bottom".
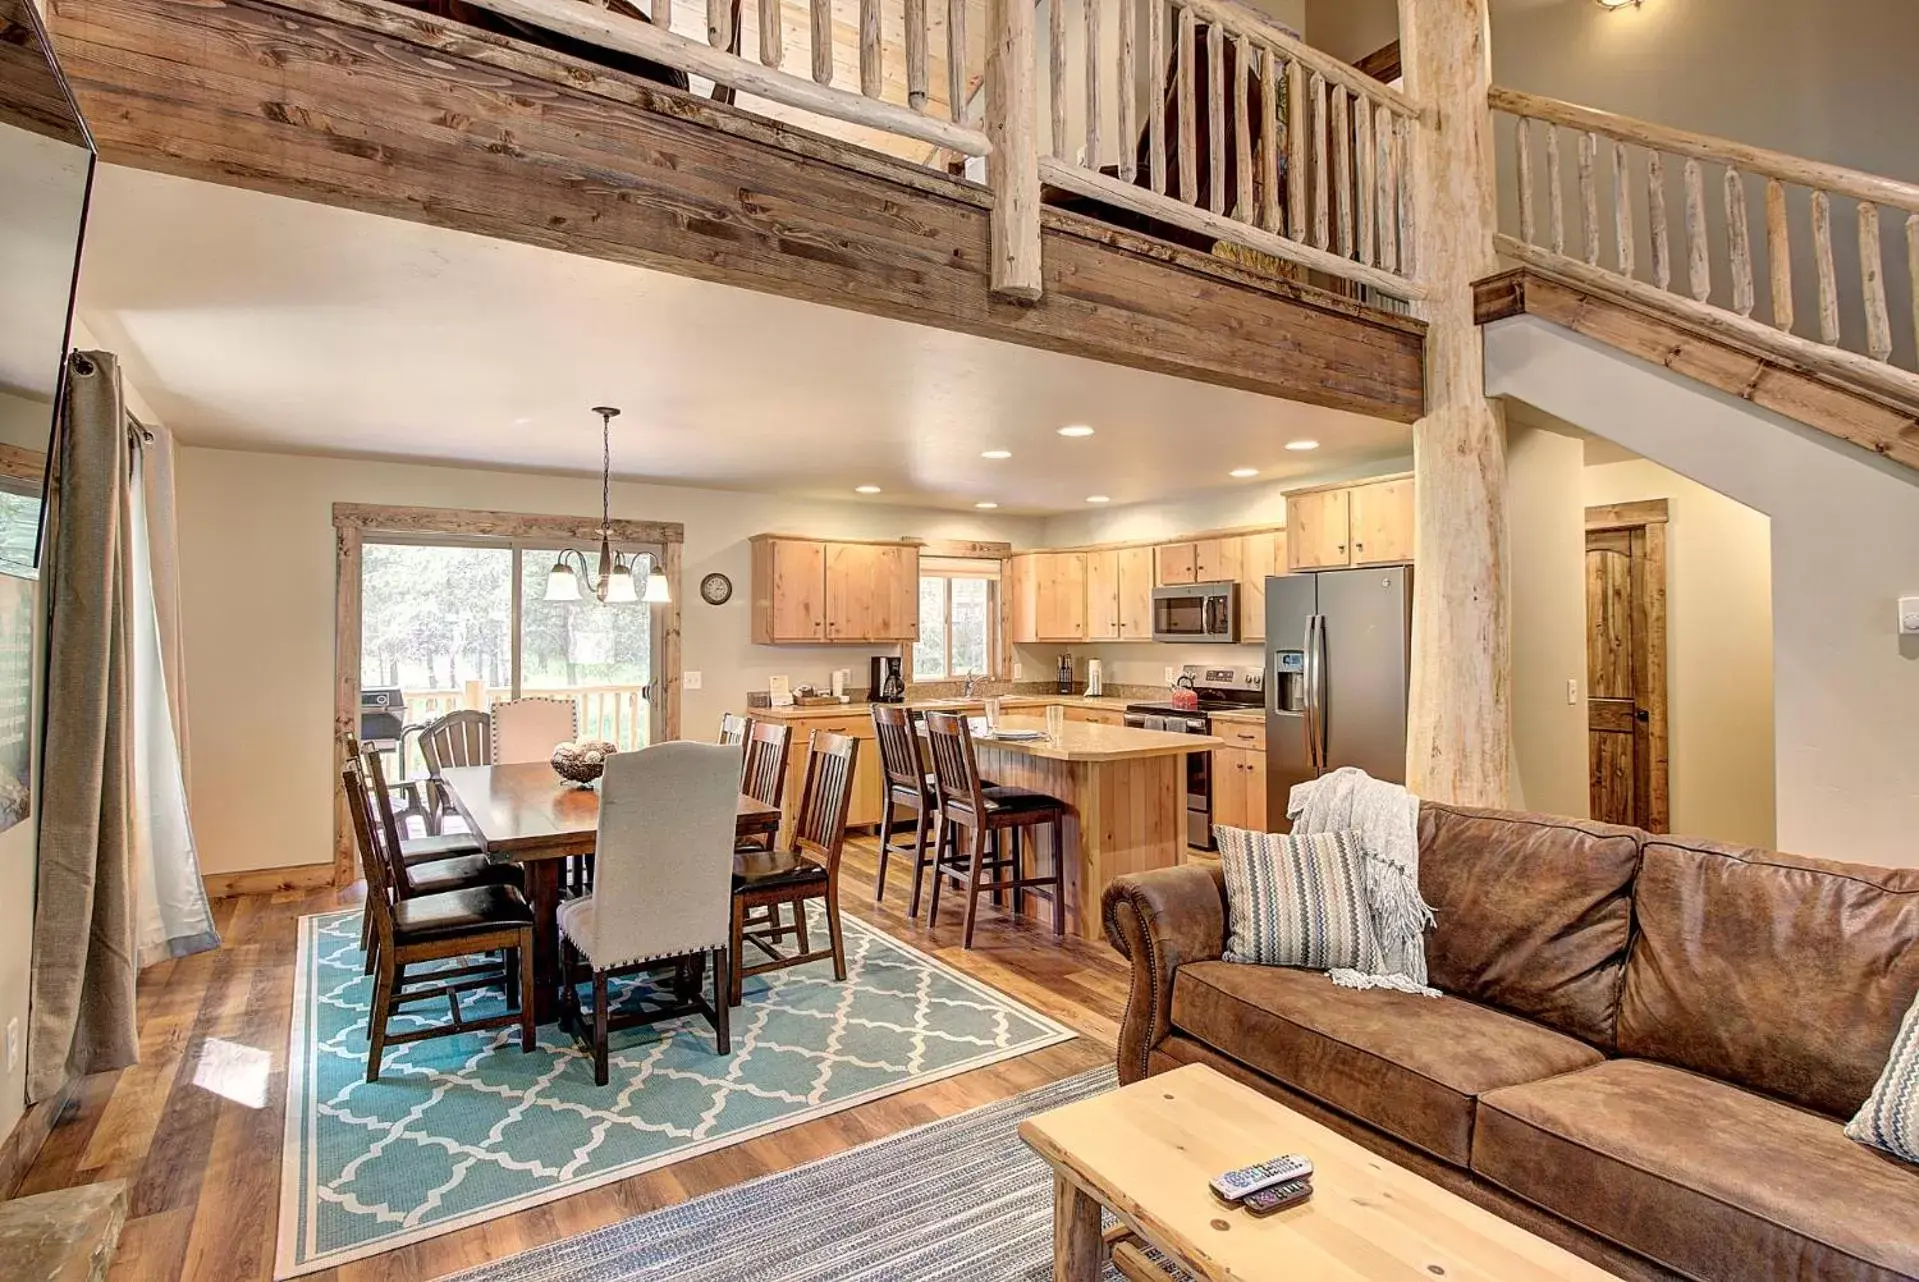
[
  {"left": 855, "top": 484, "right": 882, "bottom": 494},
  {"left": 1230, "top": 467, "right": 1260, "bottom": 479},
  {"left": 975, "top": 501, "right": 1000, "bottom": 509},
  {"left": 1085, "top": 495, "right": 1111, "bottom": 504},
  {"left": 981, "top": 449, "right": 1012, "bottom": 459},
  {"left": 1057, "top": 425, "right": 1096, "bottom": 438},
  {"left": 1285, "top": 439, "right": 1319, "bottom": 451}
]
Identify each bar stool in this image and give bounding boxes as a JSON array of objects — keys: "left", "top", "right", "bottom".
[
  {"left": 920, "top": 711, "right": 1067, "bottom": 948},
  {"left": 871, "top": 703, "right": 940, "bottom": 915}
]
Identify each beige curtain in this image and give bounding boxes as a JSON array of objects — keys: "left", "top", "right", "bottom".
[{"left": 28, "top": 351, "right": 139, "bottom": 1101}]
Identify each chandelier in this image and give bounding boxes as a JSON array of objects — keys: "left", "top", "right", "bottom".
[{"left": 543, "top": 406, "right": 670, "bottom": 605}]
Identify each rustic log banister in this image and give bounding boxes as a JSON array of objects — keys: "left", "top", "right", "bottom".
[{"left": 1493, "top": 84, "right": 1919, "bottom": 406}]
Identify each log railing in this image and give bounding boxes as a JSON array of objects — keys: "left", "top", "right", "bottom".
[
  {"left": 462, "top": 0, "right": 988, "bottom": 159},
  {"left": 1032, "top": 0, "right": 1426, "bottom": 301},
  {"left": 1491, "top": 86, "right": 1919, "bottom": 406}
]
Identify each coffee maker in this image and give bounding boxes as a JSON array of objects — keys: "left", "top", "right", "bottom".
[{"left": 869, "top": 655, "right": 905, "bottom": 703}]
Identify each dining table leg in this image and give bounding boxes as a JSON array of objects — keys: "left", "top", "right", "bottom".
[{"left": 525, "top": 858, "right": 564, "bottom": 1024}]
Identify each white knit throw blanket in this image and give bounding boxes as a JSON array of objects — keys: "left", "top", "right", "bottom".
[{"left": 1287, "top": 767, "right": 1439, "bottom": 997}]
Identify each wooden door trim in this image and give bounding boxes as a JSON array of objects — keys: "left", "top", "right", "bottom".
[
  {"left": 331, "top": 503, "right": 685, "bottom": 888},
  {"left": 1584, "top": 503, "right": 1670, "bottom": 833}
]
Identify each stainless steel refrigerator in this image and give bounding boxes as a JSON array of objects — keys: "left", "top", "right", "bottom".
[{"left": 1265, "top": 567, "right": 1413, "bottom": 827}]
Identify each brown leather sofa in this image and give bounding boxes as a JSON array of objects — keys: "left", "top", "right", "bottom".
[{"left": 1102, "top": 804, "right": 1919, "bottom": 1282}]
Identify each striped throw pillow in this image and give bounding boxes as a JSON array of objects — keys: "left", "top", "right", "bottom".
[
  {"left": 1848, "top": 991, "right": 1919, "bottom": 1165},
  {"left": 1216, "top": 827, "right": 1377, "bottom": 971}
]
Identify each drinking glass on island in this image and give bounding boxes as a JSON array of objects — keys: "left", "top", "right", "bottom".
[
  {"left": 1046, "top": 705, "right": 1065, "bottom": 743},
  {"left": 984, "top": 697, "right": 1003, "bottom": 730}
]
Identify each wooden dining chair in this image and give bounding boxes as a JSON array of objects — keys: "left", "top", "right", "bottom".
[
  {"left": 729, "top": 731, "right": 858, "bottom": 1006},
  {"left": 345, "top": 732, "right": 480, "bottom": 861},
  {"left": 557, "top": 741, "right": 743, "bottom": 1085},
  {"left": 416, "top": 709, "right": 492, "bottom": 843},
  {"left": 343, "top": 755, "right": 536, "bottom": 1083},
  {"left": 736, "top": 720, "right": 791, "bottom": 852},
  {"left": 491, "top": 696, "right": 580, "bottom": 764},
  {"left": 352, "top": 739, "right": 527, "bottom": 972},
  {"left": 921, "top": 711, "right": 1067, "bottom": 948},
  {"left": 718, "top": 712, "right": 752, "bottom": 746},
  {"left": 871, "top": 704, "right": 939, "bottom": 915}
]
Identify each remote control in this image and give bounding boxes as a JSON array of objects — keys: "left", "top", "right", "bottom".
[
  {"left": 1209, "top": 1154, "right": 1314, "bottom": 1202},
  {"left": 1242, "top": 1178, "right": 1313, "bottom": 1217}
]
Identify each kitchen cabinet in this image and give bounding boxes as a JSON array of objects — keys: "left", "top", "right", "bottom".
[
  {"left": 1007, "top": 553, "right": 1037, "bottom": 645},
  {"left": 774, "top": 714, "right": 883, "bottom": 833},
  {"left": 1033, "top": 552, "right": 1088, "bottom": 642},
  {"left": 1238, "top": 530, "right": 1285, "bottom": 643},
  {"left": 1085, "top": 546, "right": 1155, "bottom": 642},
  {"left": 750, "top": 536, "right": 919, "bottom": 644},
  {"left": 1212, "top": 745, "right": 1269, "bottom": 833},
  {"left": 1348, "top": 478, "right": 1416, "bottom": 566},
  {"left": 1064, "top": 705, "right": 1126, "bottom": 726},
  {"left": 1285, "top": 478, "right": 1415, "bottom": 571},
  {"left": 1156, "top": 542, "right": 1198, "bottom": 586},
  {"left": 1193, "top": 537, "right": 1241, "bottom": 583}
]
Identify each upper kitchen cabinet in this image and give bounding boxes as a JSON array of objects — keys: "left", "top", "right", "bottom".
[
  {"left": 749, "top": 535, "right": 919, "bottom": 644},
  {"left": 1238, "top": 530, "right": 1286, "bottom": 643},
  {"left": 1033, "top": 551, "right": 1088, "bottom": 642},
  {"left": 1086, "top": 546, "right": 1156, "bottom": 641},
  {"left": 1286, "top": 477, "right": 1414, "bottom": 571},
  {"left": 1155, "top": 542, "right": 1197, "bottom": 585}
]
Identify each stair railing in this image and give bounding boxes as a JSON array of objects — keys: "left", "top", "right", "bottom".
[
  {"left": 1026, "top": 0, "right": 1425, "bottom": 302},
  {"left": 1490, "top": 86, "right": 1919, "bottom": 406}
]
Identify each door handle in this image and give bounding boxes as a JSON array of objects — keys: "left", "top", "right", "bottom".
[{"left": 1635, "top": 708, "right": 1650, "bottom": 723}]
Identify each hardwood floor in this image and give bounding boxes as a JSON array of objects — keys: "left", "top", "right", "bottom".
[{"left": 14, "top": 837, "right": 1130, "bottom": 1281}]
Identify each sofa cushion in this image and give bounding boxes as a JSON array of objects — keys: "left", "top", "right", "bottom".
[
  {"left": 1618, "top": 838, "right": 1919, "bottom": 1119},
  {"left": 1216, "top": 827, "right": 1376, "bottom": 970},
  {"left": 1170, "top": 960, "right": 1603, "bottom": 1166},
  {"left": 1417, "top": 803, "right": 1642, "bottom": 1050},
  {"left": 1474, "top": 1059, "right": 1919, "bottom": 1282}
]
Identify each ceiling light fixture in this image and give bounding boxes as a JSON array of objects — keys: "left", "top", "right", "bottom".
[
  {"left": 982, "top": 449, "right": 1012, "bottom": 459},
  {"left": 855, "top": 484, "right": 883, "bottom": 494},
  {"left": 1594, "top": 0, "right": 1641, "bottom": 9},
  {"left": 543, "top": 407, "right": 668, "bottom": 605},
  {"left": 1284, "top": 439, "right": 1320, "bottom": 451},
  {"left": 1057, "top": 425, "right": 1096, "bottom": 438},
  {"left": 975, "top": 501, "right": 1000, "bottom": 509},
  {"left": 1230, "top": 467, "right": 1260, "bottom": 479},
  {"left": 1085, "top": 495, "right": 1111, "bottom": 504}
]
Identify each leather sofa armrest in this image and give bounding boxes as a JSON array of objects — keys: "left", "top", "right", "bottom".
[{"left": 1102, "top": 864, "right": 1228, "bottom": 1083}]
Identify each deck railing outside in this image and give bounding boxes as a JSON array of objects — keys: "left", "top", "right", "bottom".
[
  {"left": 1490, "top": 86, "right": 1919, "bottom": 405},
  {"left": 394, "top": 682, "right": 652, "bottom": 775}
]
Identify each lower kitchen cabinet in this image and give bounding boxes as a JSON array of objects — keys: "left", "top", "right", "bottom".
[
  {"left": 1064, "top": 705, "right": 1126, "bottom": 726},
  {"left": 1212, "top": 745, "right": 1269, "bottom": 833},
  {"left": 777, "top": 716, "right": 883, "bottom": 834}
]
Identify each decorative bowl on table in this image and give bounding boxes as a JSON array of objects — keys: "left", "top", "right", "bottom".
[{"left": 550, "top": 739, "right": 617, "bottom": 787}]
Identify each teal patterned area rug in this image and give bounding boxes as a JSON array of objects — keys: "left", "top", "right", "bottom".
[{"left": 277, "top": 906, "right": 1073, "bottom": 1278}]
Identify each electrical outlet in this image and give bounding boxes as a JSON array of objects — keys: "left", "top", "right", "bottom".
[
  {"left": 683, "top": 671, "right": 703, "bottom": 690},
  {"left": 1164, "top": 666, "right": 1177, "bottom": 684},
  {"left": 1900, "top": 596, "right": 1919, "bottom": 635},
  {"left": 5, "top": 1017, "right": 18, "bottom": 1072},
  {"left": 1567, "top": 678, "right": 1579, "bottom": 705},
  {"left": 1012, "top": 661, "right": 1023, "bottom": 680}
]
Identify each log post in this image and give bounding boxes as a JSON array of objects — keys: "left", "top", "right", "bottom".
[
  {"left": 1397, "top": 0, "right": 1513, "bottom": 807},
  {"left": 986, "top": 0, "right": 1041, "bottom": 299}
]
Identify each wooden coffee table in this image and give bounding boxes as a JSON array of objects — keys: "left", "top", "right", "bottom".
[{"left": 1018, "top": 1063, "right": 1618, "bottom": 1281}]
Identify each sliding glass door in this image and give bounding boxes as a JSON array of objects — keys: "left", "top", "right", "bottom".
[{"left": 360, "top": 537, "right": 662, "bottom": 775}]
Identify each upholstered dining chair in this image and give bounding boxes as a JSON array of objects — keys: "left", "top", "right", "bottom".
[
  {"left": 921, "top": 711, "right": 1067, "bottom": 948},
  {"left": 729, "top": 730, "right": 858, "bottom": 1006},
  {"left": 557, "top": 740, "right": 743, "bottom": 1085},
  {"left": 342, "top": 754, "right": 536, "bottom": 1082},
  {"left": 718, "top": 712, "right": 752, "bottom": 746},
  {"left": 491, "top": 696, "right": 580, "bottom": 764}
]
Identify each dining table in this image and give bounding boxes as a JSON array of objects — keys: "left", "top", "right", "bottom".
[{"left": 436, "top": 762, "right": 782, "bottom": 1023}]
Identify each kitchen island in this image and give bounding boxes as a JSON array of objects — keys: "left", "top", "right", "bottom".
[{"left": 958, "top": 716, "right": 1221, "bottom": 941}]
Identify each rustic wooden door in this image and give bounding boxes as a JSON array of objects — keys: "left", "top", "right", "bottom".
[{"left": 1584, "top": 504, "right": 1670, "bottom": 831}]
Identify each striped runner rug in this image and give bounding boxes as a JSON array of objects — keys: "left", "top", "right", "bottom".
[{"left": 435, "top": 1066, "right": 1187, "bottom": 1282}]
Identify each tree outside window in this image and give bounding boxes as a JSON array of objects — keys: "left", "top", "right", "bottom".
[{"left": 914, "top": 574, "right": 994, "bottom": 679}]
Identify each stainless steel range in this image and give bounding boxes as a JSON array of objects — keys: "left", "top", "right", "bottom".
[{"left": 1125, "top": 665, "right": 1264, "bottom": 850}]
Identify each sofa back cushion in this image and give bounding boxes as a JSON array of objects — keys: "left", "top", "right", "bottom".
[
  {"left": 1417, "top": 803, "right": 1643, "bottom": 1049},
  {"left": 1618, "top": 838, "right": 1919, "bottom": 1119}
]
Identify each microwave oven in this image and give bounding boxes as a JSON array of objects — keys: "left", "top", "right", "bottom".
[{"left": 1151, "top": 581, "right": 1240, "bottom": 643}]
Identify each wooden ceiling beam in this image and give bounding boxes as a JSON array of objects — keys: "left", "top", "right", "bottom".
[{"left": 48, "top": 0, "right": 1425, "bottom": 423}]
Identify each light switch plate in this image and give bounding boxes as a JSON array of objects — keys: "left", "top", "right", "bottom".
[
  {"left": 683, "top": 671, "right": 703, "bottom": 690},
  {"left": 1900, "top": 597, "right": 1919, "bottom": 635},
  {"left": 5, "top": 1017, "right": 18, "bottom": 1072},
  {"left": 1567, "top": 678, "right": 1579, "bottom": 705}
]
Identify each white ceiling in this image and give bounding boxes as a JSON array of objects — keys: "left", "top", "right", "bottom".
[{"left": 75, "top": 165, "right": 1413, "bottom": 514}]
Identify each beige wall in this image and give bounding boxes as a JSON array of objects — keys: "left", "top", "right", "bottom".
[
  {"left": 1505, "top": 422, "right": 1588, "bottom": 818},
  {"left": 174, "top": 446, "right": 1040, "bottom": 876},
  {"left": 0, "top": 591, "right": 37, "bottom": 1145},
  {"left": 1488, "top": 316, "right": 1914, "bottom": 866}
]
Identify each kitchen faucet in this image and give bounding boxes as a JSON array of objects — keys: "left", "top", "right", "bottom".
[{"left": 963, "top": 675, "right": 981, "bottom": 698}]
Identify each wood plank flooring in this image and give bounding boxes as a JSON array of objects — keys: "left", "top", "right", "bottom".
[{"left": 14, "top": 837, "right": 1129, "bottom": 1281}]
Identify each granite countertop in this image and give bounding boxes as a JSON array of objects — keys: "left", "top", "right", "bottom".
[
  {"left": 1206, "top": 709, "right": 1265, "bottom": 725},
  {"left": 748, "top": 694, "right": 1139, "bottom": 720},
  {"left": 962, "top": 716, "right": 1222, "bottom": 762}
]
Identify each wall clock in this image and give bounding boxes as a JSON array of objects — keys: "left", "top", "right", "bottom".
[{"left": 700, "top": 572, "right": 733, "bottom": 605}]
